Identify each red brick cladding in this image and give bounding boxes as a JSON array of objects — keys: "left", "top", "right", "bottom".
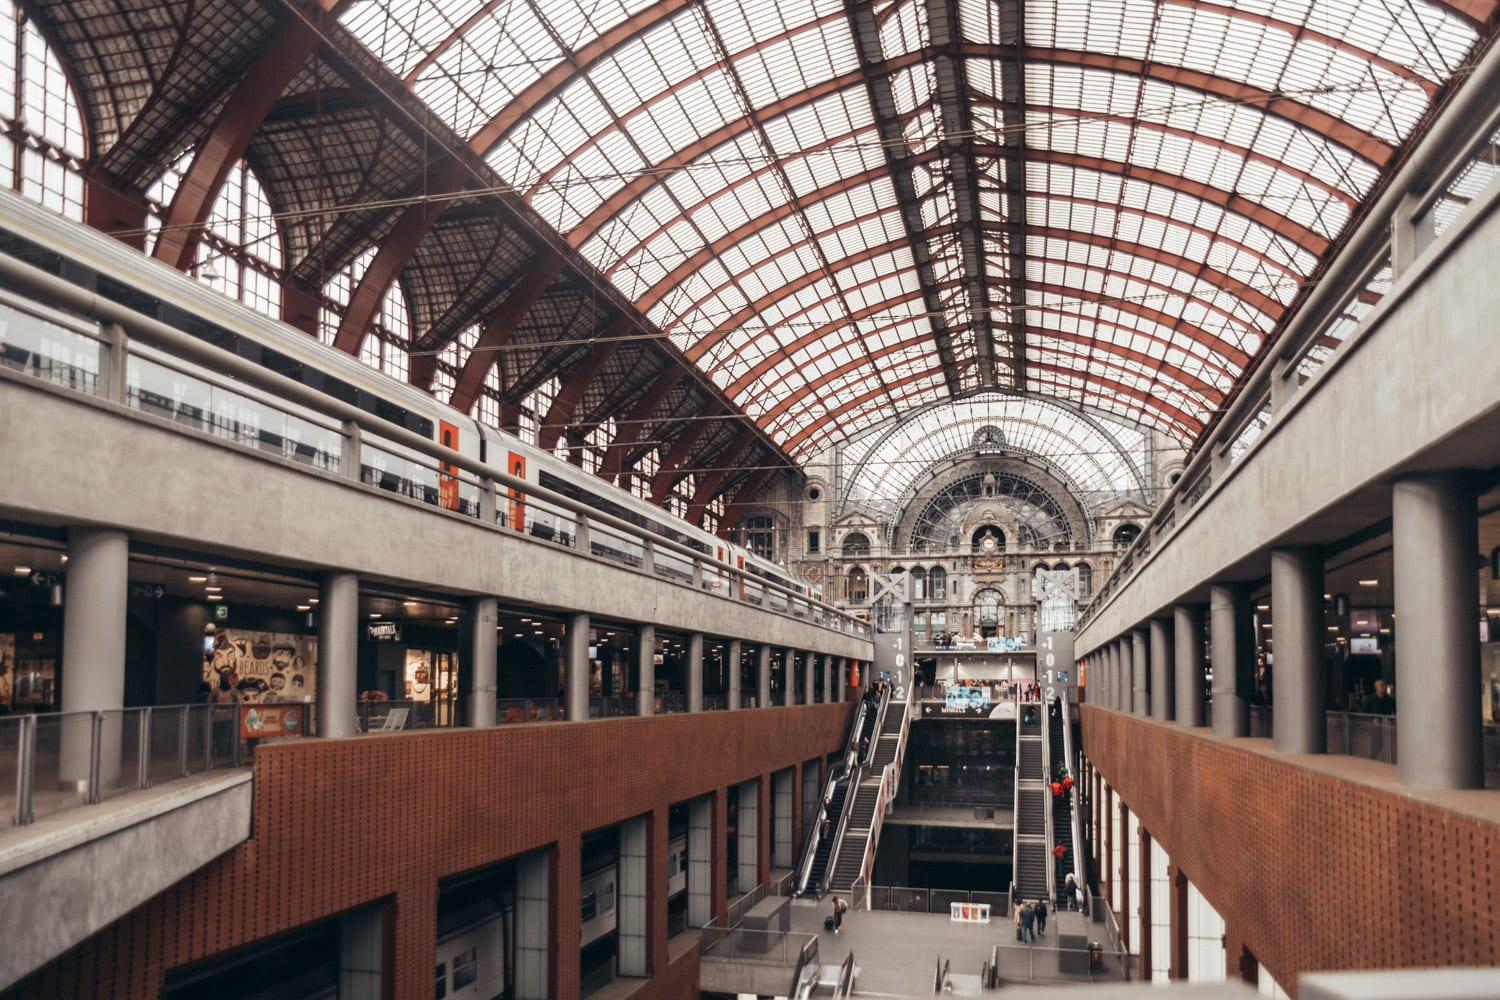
[
  {"left": 1081, "top": 706, "right": 1500, "bottom": 991},
  {"left": 12, "top": 703, "right": 853, "bottom": 999}
]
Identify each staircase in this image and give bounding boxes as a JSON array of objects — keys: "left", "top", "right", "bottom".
[{"left": 1011, "top": 696, "right": 1050, "bottom": 901}]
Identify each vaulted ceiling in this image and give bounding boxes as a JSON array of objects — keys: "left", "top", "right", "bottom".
[{"left": 31, "top": 0, "right": 1499, "bottom": 523}]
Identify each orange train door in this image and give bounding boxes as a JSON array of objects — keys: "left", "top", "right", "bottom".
[
  {"left": 438, "top": 421, "right": 460, "bottom": 511},
  {"left": 507, "top": 451, "right": 526, "bottom": 531}
]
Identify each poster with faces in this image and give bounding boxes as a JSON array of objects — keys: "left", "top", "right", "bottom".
[{"left": 203, "top": 629, "right": 317, "bottom": 703}]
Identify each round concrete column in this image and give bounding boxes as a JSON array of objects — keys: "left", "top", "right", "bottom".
[
  {"left": 317, "top": 571, "right": 359, "bottom": 739},
  {"left": 1210, "top": 583, "right": 1252, "bottom": 738},
  {"left": 466, "top": 596, "right": 498, "bottom": 727},
  {"left": 566, "top": 612, "right": 590, "bottom": 722},
  {"left": 803, "top": 650, "right": 816, "bottom": 705},
  {"left": 1271, "top": 546, "right": 1325, "bottom": 755},
  {"left": 727, "top": 639, "right": 742, "bottom": 709},
  {"left": 1174, "top": 604, "right": 1206, "bottom": 727},
  {"left": 636, "top": 624, "right": 656, "bottom": 716},
  {"left": 60, "top": 527, "right": 129, "bottom": 787},
  {"left": 1393, "top": 472, "right": 1483, "bottom": 787},
  {"left": 1150, "top": 618, "right": 1175, "bottom": 722},
  {"left": 1131, "top": 628, "right": 1150, "bottom": 716},
  {"left": 757, "top": 646, "right": 771, "bottom": 709},
  {"left": 687, "top": 632, "right": 704, "bottom": 713},
  {"left": 1118, "top": 638, "right": 1132, "bottom": 712},
  {"left": 822, "top": 654, "right": 833, "bottom": 704}
]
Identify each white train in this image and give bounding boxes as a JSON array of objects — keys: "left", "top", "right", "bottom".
[{"left": 0, "top": 186, "right": 821, "bottom": 606}]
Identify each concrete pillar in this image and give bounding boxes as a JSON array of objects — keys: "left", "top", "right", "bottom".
[
  {"left": 688, "top": 795, "right": 713, "bottom": 927},
  {"left": 59, "top": 527, "right": 129, "bottom": 788},
  {"left": 736, "top": 780, "right": 759, "bottom": 892},
  {"left": 1393, "top": 472, "right": 1483, "bottom": 787},
  {"left": 1271, "top": 546, "right": 1325, "bottom": 754},
  {"left": 566, "top": 612, "right": 590, "bottom": 722},
  {"left": 1150, "top": 618, "right": 1175, "bottom": 722},
  {"left": 1104, "top": 643, "right": 1116, "bottom": 709},
  {"left": 834, "top": 657, "right": 845, "bottom": 702},
  {"left": 687, "top": 632, "right": 704, "bottom": 713},
  {"left": 757, "top": 645, "right": 771, "bottom": 709},
  {"left": 618, "top": 816, "right": 648, "bottom": 976},
  {"left": 1132, "top": 628, "right": 1150, "bottom": 715},
  {"left": 466, "top": 597, "right": 498, "bottom": 727},
  {"left": 1119, "top": 638, "right": 1133, "bottom": 714},
  {"left": 1174, "top": 605, "right": 1206, "bottom": 727},
  {"left": 636, "top": 624, "right": 656, "bottom": 717},
  {"left": 803, "top": 650, "right": 816, "bottom": 705},
  {"left": 1114, "top": 638, "right": 1127, "bottom": 711},
  {"left": 317, "top": 571, "right": 359, "bottom": 739},
  {"left": 1210, "top": 583, "right": 1253, "bottom": 738},
  {"left": 514, "top": 849, "right": 549, "bottom": 999},
  {"left": 727, "top": 639, "right": 742, "bottom": 710},
  {"left": 772, "top": 769, "right": 794, "bottom": 868},
  {"left": 823, "top": 654, "right": 833, "bottom": 704}
]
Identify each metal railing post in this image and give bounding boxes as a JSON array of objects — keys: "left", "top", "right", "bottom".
[
  {"left": 16, "top": 714, "right": 35, "bottom": 826},
  {"left": 137, "top": 707, "right": 152, "bottom": 790},
  {"left": 201, "top": 707, "right": 214, "bottom": 771},
  {"left": 87, "top": 711, "right": 104, "bottom": 805},
  {"left": 178, "top": 706, "right": 190, "bottom": 778}
]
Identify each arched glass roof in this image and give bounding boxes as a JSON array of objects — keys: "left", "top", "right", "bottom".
[
  {"left": 341, "top": 0, "right": 1487, "bottom": 458},
  {"left": 838, "top": 393, "right": 1149, "bottom": 518}
]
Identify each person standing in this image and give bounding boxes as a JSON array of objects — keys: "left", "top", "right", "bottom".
[
  {"left": 1020, "top": 901, "right": 1036, "bottom": 943},
  {"left": 1014, "top": 900, "right": 1025, "bottom": 942},
  {"left": 831, "top": 896, "right": 845, "bottom": 934},
  {"left": 1034, "top": 898, "right": 1048, "bottom": 935}
]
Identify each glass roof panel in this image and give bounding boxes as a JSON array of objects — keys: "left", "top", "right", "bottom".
[{"left": 346, "top": 0, "right": 1486, "bottom": 460}]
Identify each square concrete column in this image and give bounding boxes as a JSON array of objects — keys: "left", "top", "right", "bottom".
[
  {"left": 1210, "top": 583, "right": 1253, "bottom": 738},
  {"left": 1393, "top": 471, "right": 1483, "bottom": 787},
  {"left": 726, "top": 639, "right": 742, "bottom": 710},
  {"left": 687, "top": 632, "right": 704, "bottom": 713},
  {"left": 772, "top": 768, "right": 794, "bottom": 868},
  {"left": 1271, "top": 546, "right": 1325, "bottom": 754},
  {"left": 466, "top": 597, "right": 498, "bottom": 727},
  {"left": 1118, "top": 638, "right": 1133, "bottom": 713},
  {"left": 1149, "top": 618, "right": 1175, "bottom": 722},
  {"left": 514, "top": 849, "right": 550, "bottom": 999},
  {"left": 317, "top": 571, "right": 360, "bottom": 739},
  {"left": 687, "top": 795, "right": 713, "bottom": 927},
  {"left": 736, "top": 780, "right": 759, "bottom": 891},
  {"left": 636, "top": 624, "right": 656, "bottom": 716},
  {"left": 618, "top": 816, "right": 648, "bottom": 976},
  {"left": 1173, "top": 605, "right": 1206, "bottom": 727},
  {"left": 757, "top": 645, "right": 771, "bottom": 709},
  {"left": 566, "top": 612, "right": 590, "bottom": 722}
]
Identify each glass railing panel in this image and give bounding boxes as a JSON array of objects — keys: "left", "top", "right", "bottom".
[
  {"left": 1430, "top": 123, "right": 1500, "bottom": 240},
  {"left": 0, "top": 716, "right": 22, "bottom": 827},
  {"left": 28, "top": 711, "right": 92, "bottom": 821},
  {"left": 589, "top": 521, "right": 643, "bottom": 568},
  {"left": 653, "top": 549, "right": 695, "bottom": 585},
  {"left": 0, "top": 296, "right": 102, "bottom": 394}
]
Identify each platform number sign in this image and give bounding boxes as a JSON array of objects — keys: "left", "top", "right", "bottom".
[{"left": 1038, "top": 631, "right": 1076, "bottom": 693}]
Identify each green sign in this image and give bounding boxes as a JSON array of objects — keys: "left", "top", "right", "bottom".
[{"left": 215, "top": 604, "right": 229, "bottom": 621}]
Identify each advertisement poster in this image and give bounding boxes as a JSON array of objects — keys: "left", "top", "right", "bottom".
[
  {"left": 404, "top": 649, "right": 454, "bottom": 704},
  {"left": 239, "top": 703, "right": 306, "bottom": 739},
  {"left": 203, "top": 629, "right": 317, "bottom": 703},
  {"left": 0, "top": 633, "right": 12, "bottom": 708}
]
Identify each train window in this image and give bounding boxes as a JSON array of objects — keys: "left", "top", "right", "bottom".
[
  {"left": 451, "top": 947, "right": 477, "bottom": 990},
  {"left": 435, "top": 962, "right": 446, "bottom": 999},
  {"left": 581, "top": 890, "right": 597, "bottom": 922},
  {"left": 599, "top": 882, "right": 615, "bottom": 915}
]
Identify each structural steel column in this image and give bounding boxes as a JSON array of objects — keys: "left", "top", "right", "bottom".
[
  {"left": 687, "top": 632, "right": 704, "bottom": 713},
  {"left": 1138, "top": 829, "right": 1152, "bottom": 983},
  {"left": 59, "top": 527, "right": 129, "bottom": 786},
  {"left": 1174, "top": 604, "right": 1206, "bottom": 727},
  {"left": 1149, "top": 618, "right": 1175, "bottom": 722},
  {"left": 1271, "top": 546, "right": 1325, "bottom": 754},
  {"left": 466, "top": 597, "right": 498, "bottom": 727},
  {"left": 1170, "top": 866, "right": 1189, "bottom": 980},
  {"left": 1131, "top": 628, "right": 1150, "bottom": 716},
  {"left": 317, "top": 571, "right": 359, "bottom": 739},
  {"left": 1393, "top": 472, "right": 1483, "bottom": 787},
  {"left": 636, "top": 624, "right": 656, "bottom": 716},
  {"left": 727, "top": 639, "right": 742, "bottom": 710},
  {"left": 1210, "top": 583, "right": 1252, "bottom": 738},
  {"left": 757, "top": 646, "right": 771, "bottom": 709},
  {"left": 566, "top": 612, "right": 590, "bottom": 723}
]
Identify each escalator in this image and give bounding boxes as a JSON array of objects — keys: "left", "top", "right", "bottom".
[
  {"left": 1011, "top": 697, "right": 1049, "bottom": 901},
  {"left": 1046, "top": 699, "right": 1076, "bottom": 890},
  {"left": 794, "top": 689, "right": 884, "bottom": 897},
  {"left": 827, "top": 696, "right": 909, "bottom": 893}
]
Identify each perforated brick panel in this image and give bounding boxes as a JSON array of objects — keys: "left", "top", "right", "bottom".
[
  {"left": 11, "top": 703, "right": 853, "bottom": 999},
  {"left": 1082, "top": 707, "right": 1500, "bottom": 995}
]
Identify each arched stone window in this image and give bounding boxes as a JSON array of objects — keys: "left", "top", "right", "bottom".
[
  {"left": 1113, "top": 523, "right": 1142, "bottom": 549},
  {"left": 1053, "top": 561, "right": 1070, "bottom": 571},
  {"left": 845, "top": 565, "right": 869, "bottom": 603},
  {"left": 0, "top": 9, "right": 85, "bottom": 218},
  {"left": 842, "top": 532, "right": 871, "bottom": 557},
  {"left": 1077, "top": 563, "right": 1092, "bottom": 598},
  {"left": 929, "top": 566, "right": 947, "bottom": 601},
  {"left": 911, "top": 567, "right": 927, "bottom": 600},
  {"left": 972, "top": 588, "right": 1004, "bottom": 628},
  {"left": 744, "top": 515, "right": 776, "bottom": 560}
]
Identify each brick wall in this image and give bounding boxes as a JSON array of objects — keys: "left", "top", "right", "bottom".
[
  {"left": 12, "top": 703, "right": 853, "bottom": 999},
  {"left": 1082, "top": 706, "right": 1500, "bottom": 992}
]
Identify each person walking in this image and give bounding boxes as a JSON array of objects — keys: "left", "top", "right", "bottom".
[
  {"left": 1034, "top": 898, "right": 1048, "bottom": 935},
  {"left": 1020, "top": 901, "right": 1036, "bottom": 943},
  {"left": 1014, "top": 900, "right": 1025, "bottom": 942},
  {"left": 831, "top": 896, "right": 845, "bottom": 934},
  {"left": 1064, "top": 872, "right": 1079, "bottom": 911}
]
